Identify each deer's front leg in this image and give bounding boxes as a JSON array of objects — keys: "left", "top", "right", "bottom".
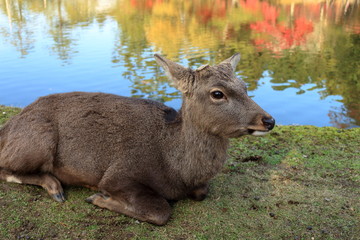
[{"left": 85, "top": 185, "right": 171, "bottom": 226}]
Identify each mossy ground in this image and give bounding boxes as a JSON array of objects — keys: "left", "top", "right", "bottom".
[
  {"left": 0, "top": 105, "right": 21, "bottom": 126},
  {"left": 0, "top": 106, "right": 359, "bottom": 239}
]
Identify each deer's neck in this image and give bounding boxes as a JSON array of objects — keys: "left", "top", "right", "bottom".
[{"left": 166, "top": 107, "right": 229, "bottom": 187}]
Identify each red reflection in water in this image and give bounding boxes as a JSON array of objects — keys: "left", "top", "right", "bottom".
[
  {"left": 241, "top": 0, "right": 314, "bottom": 52},
  {"left": 130, "top": 0, "right": 359, "bottom": 49},
  {"left": 251, "top": 17, "right": 313, "bottom": 50},
  {"left": 130, "top": 0, "right": 163, "bottom": 10},
  {"left": 196, "top": 0, "right": 227, "bottom": 24}
]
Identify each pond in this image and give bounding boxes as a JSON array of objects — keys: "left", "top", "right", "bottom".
[{"left": 0, "top": 0, "right": 359, "bottom": 128}]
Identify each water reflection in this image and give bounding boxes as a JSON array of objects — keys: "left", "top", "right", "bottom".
[{"left": 0, "top": 0, "right": 359, "bottom": 128}]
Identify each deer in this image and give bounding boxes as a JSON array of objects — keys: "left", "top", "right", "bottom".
[{"left": 0, "top": 53, "right": 275, "bottom": 225}]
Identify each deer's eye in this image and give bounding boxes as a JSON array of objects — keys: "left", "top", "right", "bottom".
[{"left": 211, "top": 91, "right": 225, "bottom": 100}]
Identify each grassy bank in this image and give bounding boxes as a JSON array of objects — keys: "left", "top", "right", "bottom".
[{"left": 1, "top": 106, "right": 359, "bottom": 240}]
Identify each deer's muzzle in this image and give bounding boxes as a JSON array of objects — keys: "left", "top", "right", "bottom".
[{"left": 262, "top": 117, "right": 275, "bottom": 131}]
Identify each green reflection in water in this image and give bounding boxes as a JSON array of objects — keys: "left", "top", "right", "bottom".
[{"left": 0, "top": 0, "right": 359, "bottom": 128}]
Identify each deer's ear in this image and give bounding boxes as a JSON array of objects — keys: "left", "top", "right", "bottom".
[
  {"left": 154, "top": 54, "right": 194, "bottom": 93},
  {"left": 219, "top": 53, "right": 241, "bottom": 72}
]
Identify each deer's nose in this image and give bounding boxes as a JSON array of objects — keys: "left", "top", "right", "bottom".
[{"left": 262, "top": 117, "right": 275, "bottom": 130}]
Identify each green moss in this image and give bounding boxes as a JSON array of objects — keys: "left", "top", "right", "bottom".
[
  {"left": 229, "top": 126, "right": 360, "bottom": 183},
  {"left": 0, "top": 108, "right": 359, "bottom": 239},
  {"left": 0, "top": 105, "right": 22, "bottom": 127}
]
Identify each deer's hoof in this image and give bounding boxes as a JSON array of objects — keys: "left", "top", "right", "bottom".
[{"left": 52, "top": 192, "right": 66, "bottom": 202}]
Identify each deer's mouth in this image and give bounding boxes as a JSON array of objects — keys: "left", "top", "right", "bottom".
[
  {"left": 226, "top": 128, "right": 269, "bottom": 138},
  {"left": 247, "top": 129, "right": 270, "bottom": 136}
]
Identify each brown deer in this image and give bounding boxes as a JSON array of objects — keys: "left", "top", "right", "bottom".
[{"left": 0, "top": 53, "right": 274, "bottom": 225}]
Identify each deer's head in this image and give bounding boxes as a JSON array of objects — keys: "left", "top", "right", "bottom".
[{"left": 155, "top": 53, "right": 275, "bottom": 137}]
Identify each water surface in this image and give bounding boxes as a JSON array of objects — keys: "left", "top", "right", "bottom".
[{"left": 0, "top": 0, "right": 359, "bottom": 128}]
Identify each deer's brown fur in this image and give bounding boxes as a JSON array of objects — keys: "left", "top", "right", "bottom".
[{"left": 0, "top": 54, "right": 275, "bottom": 225}]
